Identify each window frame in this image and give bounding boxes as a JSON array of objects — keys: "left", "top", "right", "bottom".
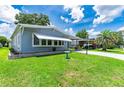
[
  {"left": 48, "top": 40, "right": 52, "bottom": 46},
  {"left": 54, "top": 40, "right": 58, "bottom": 46},
  {"left": 61, "top": 41, "right": 64, "bottom": 46},
  {"left": 32, "top": 34, "right": 40, "bottom": 47},
  {"left": 32, "top": 34, "right": 65, "bottom": 47},
  {"left": 59, "top": 40, "right": 61, "bottom": 46},
  {"left": 41, "top": 39, "right": 47, "bottom": 46}
]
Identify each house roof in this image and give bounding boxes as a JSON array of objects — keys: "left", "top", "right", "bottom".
[
  {"left": 34, "top": 33, "right": 72, "bottom": 42},
  {"left": 11, "top": 24, "right": 81, "bottom": 40},
  {"left": 18, "top": 24, "right": 54, "bottom": 29},
  {"left": 78, "top": 38, "right": 96, "bottom": 41}
]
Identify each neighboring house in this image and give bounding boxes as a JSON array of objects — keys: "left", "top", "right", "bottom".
[
  {"left": 10, "top": 24, "right": 79, "bottom": 57},
  {"left": 0, "top": 43, "right": 3, "bottom": 48},
  {"left": 120, "top": 30, "right": 124, "bottom": 40},
  {"left": 119, "top": 30, "right": 124, "bottom": 49},
  {"left": 78, "top": 38, "right": 96, "bottom": 47},
  {"left": 70, "top": 40, "right": 79, "bottom": 47}
]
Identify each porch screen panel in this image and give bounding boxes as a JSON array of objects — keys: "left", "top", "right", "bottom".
[
  {"left": 42, "top": 39, "right": 47, "bottom": 45},
  {"left": 34, "top": 34, "right": 39, "bottom": 45},
  {"left": 48, "top": 40, "right": 52, "bottom": 45}
]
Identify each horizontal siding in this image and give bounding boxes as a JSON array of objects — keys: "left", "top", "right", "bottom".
[{"left": 11, "top": 30, "right": 21, "bottom": 52}]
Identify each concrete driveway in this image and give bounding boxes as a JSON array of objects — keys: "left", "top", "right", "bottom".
[{"left": 76, "top": 51, "right": 124, "bottom": 61}]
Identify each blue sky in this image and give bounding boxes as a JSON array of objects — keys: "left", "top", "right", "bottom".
[{"left": 0, "top": 5, "right": 124, "bottom": 38}]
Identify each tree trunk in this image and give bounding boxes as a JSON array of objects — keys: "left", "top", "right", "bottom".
[
  {"left": 102, "top": 48, "right": 106, "bottom": 51},
  {"left": 102, "top": 44, "right": 107, "bottom": 51}
]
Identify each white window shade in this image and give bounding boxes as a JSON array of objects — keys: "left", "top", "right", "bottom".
[{"left": 34, "top": 33, "right": 72, "bottom": 42}]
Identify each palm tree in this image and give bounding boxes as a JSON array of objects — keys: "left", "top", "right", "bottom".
[{"left": 96, "top": 29, "right": 120, "bottom": 51}]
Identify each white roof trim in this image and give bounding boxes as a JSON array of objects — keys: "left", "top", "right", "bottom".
[
  {"left": 19, "top": 24, "right": 80, "bottom": 40},
  {"left": 20, "top": 24, "right": 54, "bottom": 28},
  {"left": 34, "top": 33, "right": 72, "bottom": 42},
  {"left": 10, "top": 24, "right": 81, "bottom": 40}
]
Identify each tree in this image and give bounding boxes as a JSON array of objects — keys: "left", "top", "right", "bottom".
[
  {"left": 116, "top": 32, "right": 124, "bottom": 46},
  {"left": 0, "top": 36, "right": 8, "bottom": 47},
  {"left": 76, "top": 28, "right": 89, "bottom": 54},
  {"left": 76, "top": 29, "right": 88, "bottom": 39},
  {"left": 15, "top": 13, "right": 50, "bottom": 25},
  {"left": 96, "top": 29, "right": 120, "bottom": 51}
]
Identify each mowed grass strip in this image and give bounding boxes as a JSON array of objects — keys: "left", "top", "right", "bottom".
[{"left": 0, "top": 48, "right": 124, "bottom": 86}]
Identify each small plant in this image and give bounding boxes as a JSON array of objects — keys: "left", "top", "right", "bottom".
[
  {"left": 75, "top": 45, "right": 82, "bottom": 50},
  {"left": 9, "top": 47, "right": 14, "bottom": 53},
  {"left": 9, "top": 47, "right": 19, "bottom": 54},
  {"left": 0, "top": 43, "right": 3, "bottom": 48}
]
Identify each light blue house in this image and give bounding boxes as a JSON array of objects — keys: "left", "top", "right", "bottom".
[{"left": 10, "top": 24, "right": 79, "bottom": 57}]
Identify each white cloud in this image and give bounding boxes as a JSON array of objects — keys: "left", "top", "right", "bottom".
[
  {"left": 64, "top": 5, "right": 78, "bottom": 11},
  {"left": 117, "top": 26, "right": 124, "bottom": 31},
  {"left": 88, "top": 28, "right": 95, "bottom": 34},
  {"left": 93, "top": 5, "right": 124, "bottom": 26},
  {"left": 88, "top": 28, "right": 100, "bottom": 38},
  {"left": 0, "top": 5, "right": 20, "bottom": 38},
  {"left": 63, "top": 5, "right": 84, "bottom": 23},
  {"left": 0, "top": 5, "right": 20, "bottom": 23},
  {"left": 91, "top": 31, "right": 100, "bottom": 37},
  {"left": 60, "top": 16, "right": 70, "bottom": 23},
  {"left": 64, "top": 27, "right": 75, "bottom": 36},
  {"left": 0, "top": 23, "right": 16, "bottom": 38}
]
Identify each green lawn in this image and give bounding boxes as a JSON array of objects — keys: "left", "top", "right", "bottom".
[
  {"left": 90, "top": 48, "right": 124, "bottom": 54},
  {"left": 0, "top": 47, "right": 124, "bottom": 86}
]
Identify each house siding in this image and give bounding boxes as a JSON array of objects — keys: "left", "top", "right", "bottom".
[
  {"left": 21, "top": 27, "right": 68, "bottom": 53},
  {"left": 11, "top": 29, "right": 22, "bottom": 52}
]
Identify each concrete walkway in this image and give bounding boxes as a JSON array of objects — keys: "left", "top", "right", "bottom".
[{"left": 76, "top": 51, "right": 124, "bottom": 61}]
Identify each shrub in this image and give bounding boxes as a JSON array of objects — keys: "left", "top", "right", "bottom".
[
  {"left": 75, "top": 45, "right": 82, "bottom": 50},
  {"left": 9, "top": 47, "right": 19, "bottom": 54},
  {"left": 0, "top": 43, "right": 3, "bottom": 48}
]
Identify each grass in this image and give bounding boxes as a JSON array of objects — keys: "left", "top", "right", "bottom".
[
  {"left": 90, "top": 48, "right": 124, "bottom": 54},
  {"left": 0, "top": 47, "right": 124, "bottom": 86}
]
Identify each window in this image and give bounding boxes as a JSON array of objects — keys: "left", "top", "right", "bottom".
[
  {"left": 32, "top": 34, "right": 66, "bottom": 47},
  {"left": 48, "top": 40, "right": 52, "bottom": 45},
  {"left": 62, "top": 41, "right": 64, "bottom": 45},
  {"left": 54, "top": 40, "right": 57, "bottom": 45},
  {"left": 42, "top": 39, "right": 46, "bottom": 45},
  {"left": 59, "top": 40, "right": 61, "bottom": 45},
  {"left": 34, "top": 34, "right": 39, "bottom": 45}
]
